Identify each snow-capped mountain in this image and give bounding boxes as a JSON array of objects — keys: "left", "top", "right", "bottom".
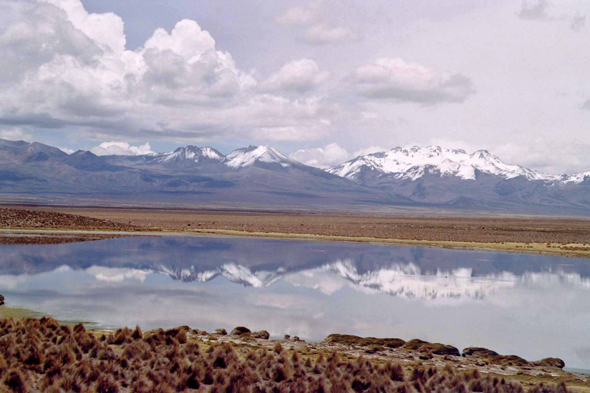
[
  {"left": 147, "top": 145, "right": 298, "bottom": 170},
  {"left": 3, "top": 138, "right": 590, "bottom": 213},
  {"left": 152, "top": 146, "right": 225, "bottom": 164},
  {"left": 328, "top": 146, "right": 554, "bottom": 182},
  {"left": 226, "top": 145, "right": 296, "bottom": 168}
]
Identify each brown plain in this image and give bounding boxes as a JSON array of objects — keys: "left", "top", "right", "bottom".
[{"left": 3, "top": 206, "right": 590, "bottom": 258}]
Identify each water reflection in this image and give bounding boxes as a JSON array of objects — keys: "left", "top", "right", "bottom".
[{"left": 1, "top": 236, "right": 590, "bottom": 369}]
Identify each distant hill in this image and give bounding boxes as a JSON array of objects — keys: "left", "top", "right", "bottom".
[{"left": 1, "top": 138, "right": 590, "bottom": 215}]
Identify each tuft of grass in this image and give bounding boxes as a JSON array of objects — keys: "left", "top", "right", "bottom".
[{"left": 0, "top": 317, "right": 578, "bottom": 392}]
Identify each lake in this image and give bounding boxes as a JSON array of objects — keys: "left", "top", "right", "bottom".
[{"left": 1, "top": 235, "right": 589, "bottom": 369}]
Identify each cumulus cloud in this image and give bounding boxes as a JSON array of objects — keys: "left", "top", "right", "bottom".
[
  {"left": 260, "top": 59, "right": 330, "bottom": 93},
  {"left": 90, "top": 141, "right": 154, "bottom": 156},
  {"left": 305, "top": 24, "right": 359, "bottom": 44},
  {"left": 0, "top": 0, "right": 332, "bottom": 143},
  {"left": 350, "top": 58, "right": 475, "bottom": 104},
  {"left": 290, "top": 143, "right": 350, "bottom": 167},
  {"left": 518, "top": 0, "right": 549, "bottom": 20}
]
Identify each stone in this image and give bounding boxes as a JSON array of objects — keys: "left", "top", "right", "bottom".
[
  {"left": 462, "top": 347, "right": 499, "bottom": 358},
  {"left": 252, "top": 330, "right": 270, "bottom": 339},
  {"left": 532, "top": 358, "right": 565, "bottom": 369},
  {"left": 231, "top": 326, "right": 251, "bottom": 336},
  {"left": 213, "top": 328, "right": 227, "bottom": 336}
]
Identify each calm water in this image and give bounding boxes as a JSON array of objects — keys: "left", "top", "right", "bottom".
[{"left": 1, "top": 236, "right": 590, "bottom": 369}]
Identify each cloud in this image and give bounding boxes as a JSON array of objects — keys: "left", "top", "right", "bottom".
[
  {"left": 260, "top": 59, "right": 330, "bottom": 93},
  {"left": 582, "top": 99, "right": 590, "bottom": 111},
  {"left": 0, "top": 127, "right": 31, "bottom": 141},
  {"left": 251, "top": 125, "right": 327, "bottom": 142},
  {"left": 0, "top": 0, "right": 332, "bottom": 143},
  {"left": 275, "top": 1, "right": 359, "bottom": 45},
  {"left": 494, "top": 139, "right": 590, "bottom": 174},
  {"left": 275, "top": 5, "right": 319, "bottom": 26},
  {"left": 305, "top": 24, "right": 360, "bottom": 44},
  {"left": 518, "top": 0, "right": 549, "bottom": 20},
  {"left": 350, "top": 58, "right": 475, "bottom": 104},
  {"left": 290, "top": 143, "right": 350, "bottom": 167},
  {"left": 90, "top": 141, "right": 154, "bottom": 156},
  {"left": 572, "top": 13, "right": 586, "bottom": 31},
  {"left": 59, "top": 147, "right": 75, "bottom": 154}
]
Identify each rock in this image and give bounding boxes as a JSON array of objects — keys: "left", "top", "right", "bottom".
[
  {"left": 0, "top": 294, "right": 4, "bottom": 306},
  {"left": 292, "top": 336, "right": 301, "bottom": 342},
  {"left": 252, "top": 330, "right": 270, "bottom": 339},
  {"left": 429, "top": 344, "right": 461, "bottom": 357},
  {"left": 489, "top": 355, "right": 529, "bottom": 367},
  {"left": 403, "top": 339, "right": 460, "bottom": 357},
  {"left": 462, "top": 347, "right": 499, "bottom": 358},
  {"left": 213, "top": 328, "right": 227, "bottom": 336},
  {"left": 325, "top": 334, "right": 405, "bottom": 349},
  {"left": 231, "top": 326, "right": 251, "bottom": 336},
  {"left": 284, "top": 334, "right": 291, "bottom": 340},
  {"left": 403, "top": 339, "right": 429, "bottom": 350},
  {"left": 532, "top": 358, "right": 565, "bottom": 369}
]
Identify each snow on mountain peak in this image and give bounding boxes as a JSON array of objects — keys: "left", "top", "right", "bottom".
[
  {"left": 327, "top": 145, "right": 555, "bottom": 182},
  {"left": 226, "top": 145, "right": 296, "bottom": 168},
  {"left": 156, "top": 145, "right": 225, "bottom": 163}
]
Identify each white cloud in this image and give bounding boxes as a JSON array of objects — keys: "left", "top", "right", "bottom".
[
  {"left": 0, "top": 127, "right": 31, "bottom": 141},
  {"left": 275, "top": 1, "right": 360, "bottom": 45},
  {"left": 305, "top": 23, "right": 359, "bottom": 44},
  {"left": 59, "top": 147, "right": 75, "bottom": 154},
  {"left": 494, "top": 139, "right": 590, "bottom": 175},
  {"left": 90, "top": 141, "right": 154, "bottom": 156},
  {"left": 260, "top": 59, "right": 330, "bottom": 93},
  {"left": 0, "top": 0, "right": 331, "bottom": 143},
  {"left": 275, "top": 5, "right": 319, "bottom": 26},
  {"left": 350, "top": 58, "right": 475, "bottom": 104},
  {"left": 290, "top": 143, "right": 349, "bottom": 168}
]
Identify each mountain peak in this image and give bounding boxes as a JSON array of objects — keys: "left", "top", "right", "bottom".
[
  {"left": 156, "top": 145, "right": 225, "bottom": 164},
  {"left": 226, "top": 145, "right": 295, "bottom": 168},
  {"left": 328, "top": 145, "right": 552, "bottom": 182}
]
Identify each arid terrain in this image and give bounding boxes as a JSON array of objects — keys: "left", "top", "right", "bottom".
[
  {"left": 3, "top": 206, "right": 590, "bottom": 258},
  {"left": 0, "top": 315, "right": 587, "bottom": 392}
]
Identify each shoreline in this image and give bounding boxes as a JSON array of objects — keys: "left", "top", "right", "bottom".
[
  {"left": 3, "top": 205, "right": 590, "bottom": 258},
  {"left": 2, "top": 227, "right": 590, "bottom": 259}
]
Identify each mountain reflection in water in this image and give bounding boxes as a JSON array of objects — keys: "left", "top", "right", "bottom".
[{"left": 1, "top": 236, "right": 590, "bottom": 369}]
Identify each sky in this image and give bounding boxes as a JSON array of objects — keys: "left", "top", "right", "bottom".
[{"left": 1, "top": 0, "right": 590, "bottom": 174}]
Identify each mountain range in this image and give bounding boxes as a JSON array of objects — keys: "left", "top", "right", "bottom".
[{"left": 1, "top": 138, "right": 590, "bottom": 214}]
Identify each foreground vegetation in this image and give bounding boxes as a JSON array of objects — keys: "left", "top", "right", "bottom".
[{"left": 0, "top": 317, "right": 583, "bottom": 392}]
